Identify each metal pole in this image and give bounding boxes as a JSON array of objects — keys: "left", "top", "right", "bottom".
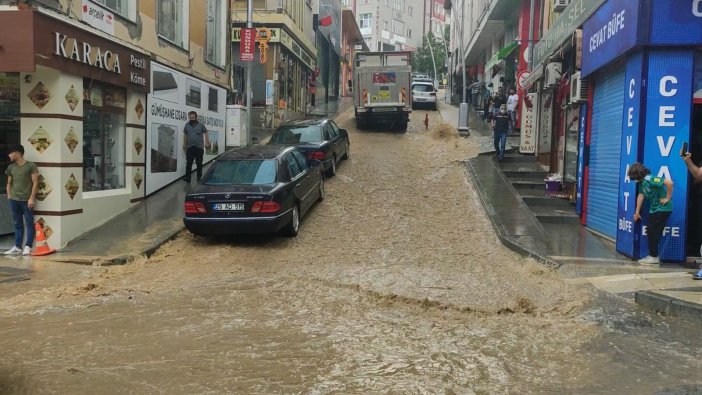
[
  {"left": 527, "top": 0, "right": 535, "bottom": 71},
  {"left": 427, "top": 33, "right": 437, "bottom": 86},
  {"left": 460, "top": 0, "right": 466, "bottom": 104},
  {"left": 246, "top": 0, "right": 253, "bottom": 144}
]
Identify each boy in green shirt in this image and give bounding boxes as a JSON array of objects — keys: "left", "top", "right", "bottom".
[
  {"left": 628, "top": 162, "right": 673, "bottom": 266},
  {"left": 4, "top": 145, "right": 39, "bottom": 256}
]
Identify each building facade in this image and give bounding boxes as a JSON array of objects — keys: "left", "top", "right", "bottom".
[
  {"left": 352, "top": 0, "right": 423, "bottom": 52},
  {"left": 231, "top": 0, "right": 317, "bottom": 129},
  {"left": 0, "top": 0, "right": 229, "bottom": 248}
]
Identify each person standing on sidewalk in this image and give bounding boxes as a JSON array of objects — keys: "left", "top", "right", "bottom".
[
  {"left": 506, "top": 88, "right": 519, "bottom": 134},
  {"left": 183, "top": 111, "right": 210, "bottom": 183},
  {"left": 4, "top": 145, "right": 39, "bottom": 256},
  {"left": 629, "top": 163, "right": 674, "bottom": 266},
  {"left": 492, "top": 104, "right": 510, "bottom": 162},
  {"left": 680, "top": 147, "right": 702, "bottom": 278}
]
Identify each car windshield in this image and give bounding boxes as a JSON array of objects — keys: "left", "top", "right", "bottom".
[
  {"left": 203, "top": 159, "right": 277, "bottom": 185},
  {"left": 270, "top": 125, "right": 323, "bottom": 144},
  {"left": 412, "top": 84, "right": 433, "bottom": 92}
]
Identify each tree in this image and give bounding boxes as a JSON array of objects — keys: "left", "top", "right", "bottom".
[{"left": 411, "top": 28, "right": 450, "bottom": 79}]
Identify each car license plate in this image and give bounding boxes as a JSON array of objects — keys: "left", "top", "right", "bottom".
[
  {"left": 415, "top": 98, "right": 426, "bottom": 101},
  {"left": 373, "top": 108, "right": 397, "bottom": 112},
  {"left": 213, "top": 203, "right": 245, "bottom": 211}
]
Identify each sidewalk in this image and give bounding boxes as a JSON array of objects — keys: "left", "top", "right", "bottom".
[{"left": 437, "top": 95, "right": 702, "bottom": 324}]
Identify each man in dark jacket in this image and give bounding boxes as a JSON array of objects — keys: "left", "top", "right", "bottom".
[{"left": 492, "top": 104, "right": 510, "bottom": 161}]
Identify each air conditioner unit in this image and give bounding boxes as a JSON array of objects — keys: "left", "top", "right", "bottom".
[
  {"left": 553, "top": 0, "right": 569, "bottom": 12},
  {"left": 544, "top": 62, "right": 562, "bottom": 88},
  {"left": 569, "top": 72, "right": 589, "bottom": 103}
]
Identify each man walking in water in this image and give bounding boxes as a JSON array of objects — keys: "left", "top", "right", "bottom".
[{"left": 183, "top": 111, "right": 210, "bottom": 183}]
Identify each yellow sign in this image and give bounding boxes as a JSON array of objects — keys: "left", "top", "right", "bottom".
[
  {"left": 378, "top": 91, "right": 390, "bottom": 99},
  {"left": 371, "top": 95, "right": 378, "bottom": 102},
  {"left": 256, "top": 27, "right": 272, "bottom": 43}
]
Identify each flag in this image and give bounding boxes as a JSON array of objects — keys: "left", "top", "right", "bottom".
[{"left": 320, "top": 15, "right": 332, "bottom": 26}]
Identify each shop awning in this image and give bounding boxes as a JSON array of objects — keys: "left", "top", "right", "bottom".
[{"left": 485, "top": 41, "right": 519, "bottom": 72}]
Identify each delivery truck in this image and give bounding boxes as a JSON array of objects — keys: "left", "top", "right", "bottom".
[{"left": 352, "top": 51, "right": 412, "bottom": 132}]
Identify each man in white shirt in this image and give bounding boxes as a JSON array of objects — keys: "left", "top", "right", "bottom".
[{"left": 506, "top": 88, "right": 519, "bottom": 134}]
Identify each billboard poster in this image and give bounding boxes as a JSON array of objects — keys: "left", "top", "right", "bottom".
[
  {"left": 640, "top": 50, "right": 694, "bottom": 262},
  {"left": 520, "top": 92, "right": 538, "bottom": 153},
  {"left": 576, "top": 104, "right": 588, "bottom": 216},
  {"left": 538, "top": 92, "right": 553, "bottom": 154},
  {"left": 147, "top": 62, "right": 226, "bottom": 195},
  {"left": 616, "top": 52, "right": 645, "bottom": 258}
]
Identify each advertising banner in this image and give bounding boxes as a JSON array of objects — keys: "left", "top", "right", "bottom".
[
  {"left": 616, "top": 52, "right": 645, "bottom": 258},
  {"left": 147, "top": 62, "right": 226, "bottom": 195},
  {"left": 581, "top": 0, "right": 642, "bottom": 77},
  {"left": 576, "top": 104, "right": 588, "bottom": 216},
  {"left": 240, "top": 28, "right": 256, "bottom": 62},
  {"left": 81, "top": 0, "right": 115, "bottom": 35},
  {"left": 520, "top": 92, "right": 539, "bottom": 153},
  {"left": 649, "top": 0, "right": 702, "bottom": 45},
  {"left": 640, "top": 50, "right": 694, "bottom": 262},
  {"left": 538, "top": 92, "right": 553, "bottom": 154}
]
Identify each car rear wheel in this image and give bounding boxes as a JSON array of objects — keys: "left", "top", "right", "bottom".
[
  {"left": 342, "top": 142, "right": 350, "bottom": 160},
  {"left": 283, "top": 203, "right": 300, "bottom": 237},
  {"left": 326, "top": 155, "right": 337, "bottom": 177},
  {"left": 318, "top": 176, "right": 325, "bottom": 201}
]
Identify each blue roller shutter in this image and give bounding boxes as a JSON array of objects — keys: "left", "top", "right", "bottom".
[{"left": 586, "top": 65, "right": 625, "bottom": 238}]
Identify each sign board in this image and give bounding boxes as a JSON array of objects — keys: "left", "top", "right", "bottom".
[
  {"left": 520, "top": 92, "right": 539, "bottom": 153},
  {"left": 532, "top": 0, "right": 607, "bottom": 70},
  {"left": 518, "top": 70, "right": 530, "bottom": 90},
  {"left": 240, "top": 28, "right": 256, "bottom": 62},
  {"left": 538, "top": 92, "right": 553, "bottom": 154},
  {"left": 147, "top": 62, "right": 226, "bottom": 195},
  {"left": 265, "top": 79, "right": 274, "bottom": 105},
  {"left": 649, "top": 0, "right": 702, "bottom": 45},
  {"left": 581, "top": 0, "right": 641, "bottom": 77},
  {"left": 616, "top": 52, "right": 645, "bottom": 258},
  {"left": 639, "top": 50, "right": 694, "bottom": 262},
  {"left": 81, "top": 0, "right": 115, "bottom": 35},
  {"left": 575, "top": 104, "right": 588, "bottom": 216}
]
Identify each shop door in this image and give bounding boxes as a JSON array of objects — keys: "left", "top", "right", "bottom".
[
  {"left": 0, "top": 73, "right": 21, "bottom": 234},
  {"left": 586, "top": 66, "right": 625, "bottom": 238}
]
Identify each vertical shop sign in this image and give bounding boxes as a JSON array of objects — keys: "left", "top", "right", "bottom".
[
  {"left": 265, "top": 80, "right": 274, "bottom": 105},
  {"left": 240, "top": 28, "right": 256, "bottom": 62},
  {"left": 640, "top": 50, "right": 694, "bottom": 262},
  {"left": 576, "top": 104, "right": 588, "bottom": 215},
  {"left": 538, "top": 92, "right": 553, "bottom": 153},
  {"left": 616, "top": 52, "right": 645, "bottom": 258},
  {"left": 520, "top": 92, "right": 539, "bottom": 153}
]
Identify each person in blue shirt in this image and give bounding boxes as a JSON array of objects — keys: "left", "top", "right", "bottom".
[{"left": 628, "top": 162, "right": 673, "bottom": 266}]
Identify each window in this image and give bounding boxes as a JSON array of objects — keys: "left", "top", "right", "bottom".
[
  {"left": 270, "top": 125, "right": 323, "bottom": 144},
  {"left": 392, "top": 22, "right": 404, "bottom": 35},
  {"left": 291, "top": 150, "right": 308, "bottom": 172},
  {"left": 91, "top": 0, "right": 136, "bottom": 21},
  {"left": 408, "top": 5, "right": 413, "bottom": 16},
  {"left": 328, "top": 122, "right": 340, "bottom": 138},
  {"left": 204, "top": 160, "right": 276, "bottom": 185},
  {"left": 285, "top": 155, "right": 302, "bottom": 179},
  {"left": 407, "top": 29, "right": 412, "bottom": 38},
  {"left": 359, "top": 13, "right": 372, "bottom": 28},
  {"left": 0, "top": 73, "right": 20, "bottom": 191},
  {"left": 206, "top": 0, "right": 226, "bottom": 67},
  {"left": 158, "top": 0, "right": 190, "bottom": 49},
  {"left": 384, "top": 20, "right": 389, "bottom": 30},
  {"left": 83, "top": 80, "right": 126, "bottom": 192}
]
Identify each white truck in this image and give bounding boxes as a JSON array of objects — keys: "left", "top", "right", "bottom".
[{"left": 352, "top": 51, "right": 412, "bottom": 132}]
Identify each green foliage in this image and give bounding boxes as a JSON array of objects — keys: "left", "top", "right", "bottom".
[{"left": 411, "top": 29, "right": 450, "bottom": 79}]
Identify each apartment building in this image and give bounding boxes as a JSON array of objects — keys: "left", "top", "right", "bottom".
[
  {"left": 0, "top": 0, "right": 230, "bottom": 248},
  {"left": 349, "top": 0, "right": 423, "bottom": 52}
]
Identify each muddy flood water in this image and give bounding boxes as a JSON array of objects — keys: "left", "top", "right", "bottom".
[{"left": 1, "top": 109, "right": 701, "bottom": 394}]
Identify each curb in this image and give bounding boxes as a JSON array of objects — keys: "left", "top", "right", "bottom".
[
  {"left": 635, "top": 290, "right": 702, "bottom": 324},
  {"left": 463, "top": 160, "right": 561, "bottom": 270}
]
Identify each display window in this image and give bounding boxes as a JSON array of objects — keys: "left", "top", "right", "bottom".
[
  {"left": 0, "top": 73, "right": 21, "bottom": 191},
  {"left": 83, "top": 80, "right": 126, "bottom": 192}
]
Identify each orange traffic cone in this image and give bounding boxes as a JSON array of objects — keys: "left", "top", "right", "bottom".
[{"left": 31, "top": 223, "right": 56, "bottom": 256}]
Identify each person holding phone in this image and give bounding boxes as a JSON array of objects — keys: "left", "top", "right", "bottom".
[
  {"left": 629, "top": 162, "right": 674, "bottom": 266},
  {"left": 680, "top": 143, "right": 702, "bottom": 278}
]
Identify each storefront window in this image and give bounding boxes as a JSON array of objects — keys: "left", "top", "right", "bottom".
[
  {"left": 83, "top": 80, "right": 126, "bottom": 192},
  {"left": 0, "top": 73, "right": 21, "bottom": 192},
  {"left": 564, "top": 108, "right": 580, "bottom": 182}
]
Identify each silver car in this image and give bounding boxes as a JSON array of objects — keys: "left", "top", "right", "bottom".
[{"left": 411, "top": 82, "right": 437, "bottom": 111}]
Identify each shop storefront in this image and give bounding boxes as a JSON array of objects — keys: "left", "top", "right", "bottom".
[
  {"left": 231, "top": 27, "right": 316, "bottom": 129},
  {"left": 579, "top": 0, "right": 702, "bottom": 262},
  {"left": 0, "top": 9, "right": 151, "bottom": 248}
]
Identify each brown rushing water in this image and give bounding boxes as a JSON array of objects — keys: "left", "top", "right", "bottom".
[{"left": 0, "top": 109, "right": 700, "bottom": 394}]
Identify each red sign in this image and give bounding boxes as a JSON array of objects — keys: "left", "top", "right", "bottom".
[{"left": 240, "top": 28, "right": 256, "bottom": 62}]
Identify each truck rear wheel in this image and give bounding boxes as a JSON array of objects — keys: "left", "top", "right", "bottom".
[
  {"left": 356, "top": 118, "right": 365, "bottom": 130},
  {"left": 397, "top": 120, "right": 408, "bottom": 133}
]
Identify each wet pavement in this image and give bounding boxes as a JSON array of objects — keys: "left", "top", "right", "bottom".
[{"left": 0, "top": 99, "right": 701, "bottom": 393}]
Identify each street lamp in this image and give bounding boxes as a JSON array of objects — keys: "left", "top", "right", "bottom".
[{"left": 454, "top": 0, "right": 469, "bottom": 135}]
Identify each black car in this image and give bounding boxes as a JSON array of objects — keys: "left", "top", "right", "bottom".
[
  {"left": 183, "top": 146, "right": 324, "bottom": 237},
  {"left": 268, "top": 118, "right": 350, "bottom": 177}
]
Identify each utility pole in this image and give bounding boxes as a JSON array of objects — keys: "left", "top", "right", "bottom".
[
  {"left": 457, "top": 0, "right": 469, "bottom": 135},
  {"left": 246, "top": 0, "right": 253, "bottom": 144},
  {"left": 426, "top": 33, "right": 437, "bottom": 87},
  {"left": 527, "top": 0, "right": 535, "bottom": 71}
]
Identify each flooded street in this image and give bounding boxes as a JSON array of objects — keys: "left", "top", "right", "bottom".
[{"left": 1, "top": 109, "right": 702, "bottom": 394}]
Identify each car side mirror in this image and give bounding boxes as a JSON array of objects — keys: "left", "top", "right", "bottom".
[{"left": 339, "top": 128, "right": 348, "bottom": 137}]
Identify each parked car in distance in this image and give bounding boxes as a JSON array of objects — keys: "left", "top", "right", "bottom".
[
  {"left": 268, "top": 118, "right": 350, "bottom": 177},
  {"left": 411, "top": 81, "right": 438, "bottom": 110},
  {"left": 183, "top": 146, "right": 324, "bottom": 237}
]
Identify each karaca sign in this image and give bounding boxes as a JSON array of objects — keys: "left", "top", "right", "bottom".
[{"left": 52, "top": 31, "right": 148, "bottom": 89}]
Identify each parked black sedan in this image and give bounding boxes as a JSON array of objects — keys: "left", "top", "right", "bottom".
[
  {"left": 183, "top": 146, "right": 324, "bottom": 237},
  {"left": 268, "top": 118, "right": 350, "bottom": 177}
]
